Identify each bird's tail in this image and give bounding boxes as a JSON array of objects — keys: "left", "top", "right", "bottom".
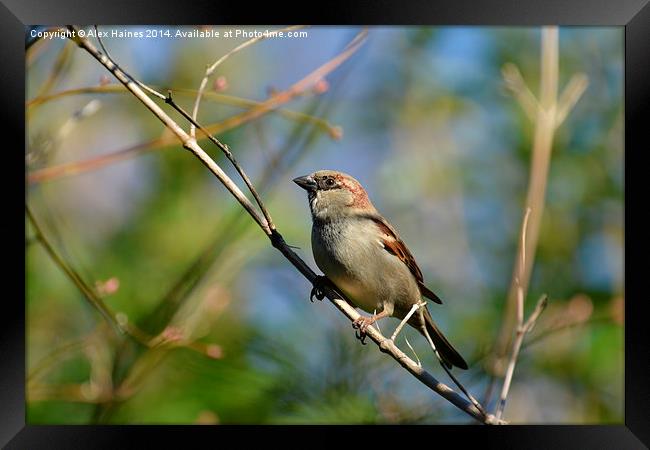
[{"left": 416, "top": 308, "right": 468, "bottom": 370}]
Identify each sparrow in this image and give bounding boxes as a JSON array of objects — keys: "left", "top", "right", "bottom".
[{"left": 293, "top": 170, "right": 468, "bottom": 370}]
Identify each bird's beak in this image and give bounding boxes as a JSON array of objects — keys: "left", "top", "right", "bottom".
[{"left": 293, "top": 175, "right": 317, "bottom": 191}]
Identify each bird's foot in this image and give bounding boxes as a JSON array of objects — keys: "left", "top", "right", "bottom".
[
  {"left": 352, "top": 316, "right": 376, "bottom": 345},
  {"left": 309, "top": 275, "right": 329, "bottom": 303},
  {"left": 352, "top": 316, "right": 375, "bottom": 333}
]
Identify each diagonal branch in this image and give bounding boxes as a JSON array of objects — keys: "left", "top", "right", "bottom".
[
  {"left": 27, "top": 205, "right": 219, "bottom": 363},
  {"left": 27, "top": 27, "right": 361, "bottom": 186},
  {"left": 26, "top": 206, "right": 119, "bottom": 333},
  {"left": 164, "top": 89, "right": 277, "bottom": 231},
  {"left": 68, "top": 25, "right": 270, "bottom": 235},
  {"left": 66, "top": 25, "right": 499, "bottom": 425},
  {"left": 93, "top": 25, "right": 276, "bottom": 231}
]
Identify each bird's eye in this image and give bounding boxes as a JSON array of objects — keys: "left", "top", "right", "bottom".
[{"left": 325, "top": 178, "right": 336, "bottom": 188}]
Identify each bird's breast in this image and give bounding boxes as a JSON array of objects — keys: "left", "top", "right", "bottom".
[{"left": 311, "top": 218, "right": 417, "bottom": 314}]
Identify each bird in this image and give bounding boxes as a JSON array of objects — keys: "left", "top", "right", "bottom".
[{"left": 293, "top": 169, "right": 468, "bottom": 370}]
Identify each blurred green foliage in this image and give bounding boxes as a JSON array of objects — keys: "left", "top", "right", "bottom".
[{"left": 26, "top": 26, "right": 623, "bottom": 424}]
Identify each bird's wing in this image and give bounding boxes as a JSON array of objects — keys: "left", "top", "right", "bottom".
[{"left": 369, "top": 214, "right": 443, "bottom": 304}]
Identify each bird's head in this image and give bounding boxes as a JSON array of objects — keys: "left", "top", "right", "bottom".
[{"left": 293, "top": 170, "right": 375, "bottom": 221}]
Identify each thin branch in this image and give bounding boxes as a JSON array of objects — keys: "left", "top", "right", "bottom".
[
  {"left": 502, "top": 63, "right": 538, "bottom": 122},
  {"left": 420, "top": 321, "right": 488, "bottom": 417},
  {"left": 403, "top": 336, "right": 422, "bottom": 368},
  {"left": 26, "top": 85, "right": 340, "bottom": 138},
  {"left": 28, "top": 138, "right": 158, "bottom": 185},
  {"left": 555, "top": 73, "right": 589, "bottom": 127},
  {"left": 516, "top": 207, "right": 533, "bottom": 325},
  {"left": 28, "top": 336, "right": 89, "bottom": 383},
  {"left": 68, "top": 25, "right": 271, "bottom": 235},
  {"left": 28, "top": 28, "right": 360, "bottom": 186},
  {"left": 495, "top": 206, "right": 532, "bottom": 420},
  {"left": 93, "top": 25, "right": 167, "bottom": 102},
  {"left": 27, "top": 204, "right": 221, "bottom": 360},
  {"left": 492, "top": 163, "right": 548, "bottom": 422},
  {"left": 26, "top": 205, "right": 121, "bottom": 334},
  {"left": 82, "top": 25, "right": 365, "bottom": 233},
  {"left": 524, "top": 315, "right": 611, "bottom": 348},
  {"left": 164, "top": 90, "right": 277, "bottom": 231},
  {"left": 35, "top": 40, "right": 75, "bottom": 99},
  {"left": 492, "top": 157, "right": 548, "bottom": 422},
  {"left": 92, "top": 25, "right": 276, "bottom": 228},
  {"left": 67, "top": 26, "right": 499, "bottom": 425},
  {"left": 390, "top": 301, "right": 425, "bottom": 341},
  {"left": 494, "top": 294, "right": 548, "bottom": 420},
  {"left": 190, "top": 25, "right": 304, "bottom": 138},
  {"left": 186, "top": 25, "right": 304, "bottom": 228},
  {"left": 26, "top": 86, "right": 338, "bottom": 185}
]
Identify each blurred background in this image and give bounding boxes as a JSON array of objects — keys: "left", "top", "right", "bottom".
[{"left": 25, "top": 25, "right": 623, "bottom": 424}]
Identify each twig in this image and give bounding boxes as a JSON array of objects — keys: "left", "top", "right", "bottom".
[
  {"left": 189, "top": 25, "right": 304, "bottom": 139},
  {"left": 26, "top": 86, "right": 338, "bottom": 185},
  {"left": 28, "top": 27, "right": 357, "bottom": 186},
  {"left": 516, "top": 208, "right": 533, "bottom": 325},
  {"left": 496, "top": 206, "right": 533, "bottom": 419},
  {"left": 492, "top": 192, "right": 547, "bottom": 420},
  {"left": 93, "top": 25, "right": 167, "bottom": 102},
  {"left": 69, "top": 25, "right": 271, "bottom": 234},
  {"left": 555, "top": 73, "right": 589, "bottom": 128},
  {"left": 419, "top": 315, "right": 488, "bottom": 417},
  {"left": 35, "top": 40, "right": 75, "bottom": 99},
  {"left": 502, "top": 63, "right": 538, "bottom": 121},
  {"left": 390, "top": 301, "right": 425, "bottom": 341},
  {"left": 166, "top": 89, "right": 277, "bottom": 231},
  {"left": 494, "top": 294, "right": 548, "bottom": 420},
  {"left": 28, "top": 337, "right": 89, "bottom": 383},
  {"left": 26, "top": 205, "right": 121, "bottom": 334},
  {"left": 27, "top": 205, "right": 219, "bottom": 361},
  {"left": 67, "top": 25, "right": 499, "bottom": 425},
  {"left": 403, "top": 336, "right": 422, "bottom": 368},
  {"left": 26, "top": 85, "right": 341, "bottom": 137},
  {"left": 91, "top": 25, "right": 275, "bottom": 230},
  {"left": 186, "top": 26, "right": 304, "bottom": 226},
  {"left": 524, "top": 315, "right": 610, "bottom": 348}
]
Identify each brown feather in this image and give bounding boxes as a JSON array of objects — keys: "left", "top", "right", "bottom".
[{"left": 369, "top": 215, "right": 443, "bottom": 304}]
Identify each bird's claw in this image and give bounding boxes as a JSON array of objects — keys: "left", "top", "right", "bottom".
[
  {"left": 354, "top": 329, "right": 367, "bottom": 345},
  {"left": 352, "top": 316, "right": 374, "bottom": 345},
  {"left": 309, "top": 276, "right": 328, "bottom": 303},
  {"left": 309, "top": 286, "right": 324, "bottom": 303},
  {"left": 353, "top": 316, "right": 373, "bottom": 332}
]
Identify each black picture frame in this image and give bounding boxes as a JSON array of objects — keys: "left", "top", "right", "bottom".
[{"left": 3, "top": 0, "right": 648, "bottom": 447}]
